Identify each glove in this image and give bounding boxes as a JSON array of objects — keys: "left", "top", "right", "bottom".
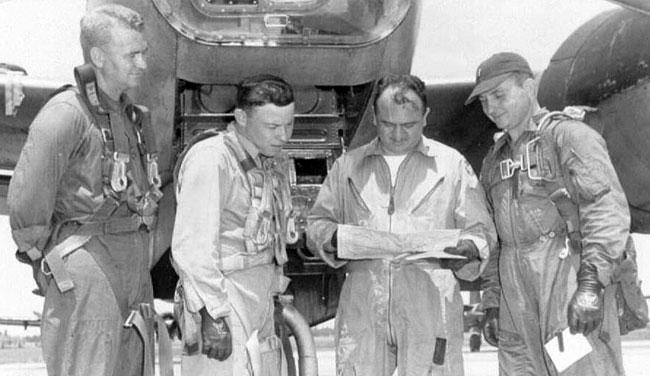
[
  {"left": 568, "top": 263, "right": 604, "bottom": 336},
  {"left": 441, "top": 239, "right": 480, "bottom": 271},
  {"left": 323, "top": 230, "right": 337, "bottom": 255},
  {"left": 482, "top": 307, "right": 499, "bottom": 347},
  {"left": 200, "top": 308, "right": 232, "bottom": 361}
]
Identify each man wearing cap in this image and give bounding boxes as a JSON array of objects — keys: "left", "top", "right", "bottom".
[{"left": 469, "top": 52, "right": 628, "bottom": 375}]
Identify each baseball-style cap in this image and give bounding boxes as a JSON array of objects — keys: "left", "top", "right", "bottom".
[{"left": 464, "top": 52, "right": 533, "bottom": 105}]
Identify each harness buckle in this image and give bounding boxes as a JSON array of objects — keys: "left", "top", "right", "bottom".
[
  {"left": 40, "top": 258, "right": 52, "bottom": 277},
  {"left": 124, "top": 310, "right": 138, "bottom": 328},
  {"left": 499, "top": 156, "right": 522, "bottom": 180},
  {"left": 110, "top": 152, "right": 130, "bottom": 192},
  {"left": 100, "top": 128, "right": 113, "bottom": 143},
  {"left": 525, "top": 136, "right": 543, "bottom": 181},
  {"left": 146, "top": 154, "right": 162, "bottom": 188}
]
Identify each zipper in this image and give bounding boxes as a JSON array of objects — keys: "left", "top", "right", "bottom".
[
  {"left": 383, "top": 153, "right": 411, "bottom": 231},
  {"left": 386, "top": 260, "right": 395, "bottom": 346},
  {"left": 347, "top": 178, "right": 371, "bottom": 213}
]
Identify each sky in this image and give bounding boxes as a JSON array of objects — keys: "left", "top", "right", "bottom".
[
  {"left": 411, "top": 0, "right": 618, "bottom": 82},
  {"left": 1, "top": 0, "right": 649, "bottom": 334}
]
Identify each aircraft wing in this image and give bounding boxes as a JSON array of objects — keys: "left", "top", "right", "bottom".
[
  {"left": 0, "top": 70, "right": 67, "bottom": 215},
  {"left": 0, "top": 317, "right": 40, "bottom": 329},
  {"left": 424, "top": 80, "right": 498, "bottom": 174}
]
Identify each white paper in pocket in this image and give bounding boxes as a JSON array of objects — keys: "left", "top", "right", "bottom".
[{"left": 544, "top": 327, "right": 593, "bottom": 372}]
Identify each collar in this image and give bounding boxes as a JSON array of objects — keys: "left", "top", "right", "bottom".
[
  {"left": 227, "top": 122, "right": 262, "bottom": 164},
  {"left": 97, "top": 88, "right": 128, "bottom": 112},
  {"left": 532, "top": 107, "right": 550, "bottom": 126},
  {"left": 361, "top": 136, "right": 437, "bottom": 160},
  {"left": 493, "top": 108, "right": 548, "bottom": 154}
]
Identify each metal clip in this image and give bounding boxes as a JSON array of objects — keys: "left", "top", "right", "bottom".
[
  {"left": 286, "top": 215, "right": 298, "bottom": 244},
  {"left": 559, "top": 237, "right": 570, "bottom": 259},
  {"left": 499, "top": 156, "right": 522, "bottom": 180},
  {"left": 111, "top": 152, "right": 130, "bottom": 192},
  {"left": 146, "top": 154, "right": 162, "bottom": 188},
  {"left": 100, "top": 128, "right": 113, "bottom": 143},
  {"left": 525, "top": 136, "right": 543, "bottom": 180},
  {"left": 124, "top": 310, "right": 138, "bottom": 328},
  {"left": 40, "top": 258, "right": 52, "bottom": 276}
]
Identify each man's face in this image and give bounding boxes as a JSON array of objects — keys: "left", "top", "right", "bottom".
[
  {"left": 375, "top": 87, "right": 428, "bottom": 156},
  {"left": 98, "top": 25, "right": 148, "bottom": 95},
  {"left": 239, "top": 102, "right": 295, "bottom": 157},
  {"left": 478, "top": 76, "right": 533, "bottom": 133}
]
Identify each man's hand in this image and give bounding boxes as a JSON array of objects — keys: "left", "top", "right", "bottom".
[
  {"left": 568, "top": 264, "right": 604, "bottom": 336},
  {"left": 482, "top": 307, "right": 499, "bottom": 347},
  {"left": 199, "top": 308, "right": 232, "bottom": 361},
  {"left": 323, "top": 230, "right": 337, "bottom": 255},
  {"left": 441, "top": 239, "right": 480, "bottom": 271}
]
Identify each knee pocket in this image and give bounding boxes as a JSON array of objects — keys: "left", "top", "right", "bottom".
[{"left": 258, "top": 335, "right": 283, "bottom": 375}]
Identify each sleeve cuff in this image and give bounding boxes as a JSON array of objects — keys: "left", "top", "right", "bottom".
[
  {"left": 12, "top": 225, "right": 50, "bottom": 254},
  {"left": 181, "top": 278, "right": 231, "bottom": 319}
]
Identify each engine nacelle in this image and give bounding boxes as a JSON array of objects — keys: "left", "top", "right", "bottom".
[{"left": 539, "top": 7, "right": 650, "bottom": 233}]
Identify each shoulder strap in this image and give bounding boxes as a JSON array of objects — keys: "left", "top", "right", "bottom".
[
  {"left": 172, "top": 128, "right": 223, "bottom": 193},
  {"left": 535, "top": 108, "right": 585, "bottom": 251},
  {"left": 126, "top": 104, "right": 162, "bottom": 190}
]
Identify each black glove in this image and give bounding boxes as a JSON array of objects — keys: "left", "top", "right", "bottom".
[
  {"left": 200, "top": 308, "right": 232, "bottom": 361},
  {"left": 441, "top": 239, "right": 480, "bottom": 271},
  {"left": 482, "top": 307, "right": 499, "bottom": 347},
  {"left": 568, "top": 263, "right": 604, "bottom": 336}
]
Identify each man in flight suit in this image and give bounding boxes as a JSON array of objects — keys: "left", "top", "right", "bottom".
[
  {"left": 470, "top": 52, "right": 629, "bottom": 375},
  {"left": 307, "top": 74, "right": 496, "bottom": 375},
  {"left": 9, "top": 5, "right": 166, "bottom": 376},
  {"left": 173, "top": 75, "right": 296, "bottom": 376}
]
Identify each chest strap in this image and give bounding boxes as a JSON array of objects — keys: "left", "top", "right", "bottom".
[{"left": 74, "top": 64, "right": 161, "bottom": 209}]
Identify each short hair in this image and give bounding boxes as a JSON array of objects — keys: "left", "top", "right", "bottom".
[
  {"left": 80, "top": 5, "right": 144, "bottom": 63},
  {"left": 236, "top": 74, "right": 294, "bottom": 111},
  {"left": 373, "top": 74, "right": 427, "bottom": 114}
]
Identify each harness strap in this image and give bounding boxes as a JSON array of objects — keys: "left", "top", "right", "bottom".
[
  {"left": 124, "top": 303, "right": 175, "bottom": 376},
  {"left": 220, "top": 251, "right": 275, "bottom": 274},
  {"left": 41, "top": 213, "right": 156, "bottom": 293},
  {"left": 535, "top": 110, "right": 583, "bottom": 252},
  {"left": 76, "top": 214, "right": 157, "bottom": 235},
  {"left": 128, "top": 104, "right": 162, "bottom": 190},
  {"left": 154, "top": 314, "right": 175, "bottom": 376},
  {"left": 41, "top": 235, "right": 92, "bottom": 293}
]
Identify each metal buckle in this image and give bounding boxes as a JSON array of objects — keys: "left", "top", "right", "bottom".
[
  {"left": 110, "top": 152, "right": 130, "bottom": 192},
  {"left": 124, "top": 310, "right": 138, "bottom": 328},
  {"left": 499, "top": 156, "right": 522, "bottom": 180},
  {"left": 146, "top": 154, "right": 162, "bottom": 188},
  {"left": 100, "top": 128, "right": 113, "bottom": 143},
  {"left": 40, "top": 258, "right": 52, "bottom": 276},
  {"left": 525, "top": 137, "right": 542, "bottom": 180}
]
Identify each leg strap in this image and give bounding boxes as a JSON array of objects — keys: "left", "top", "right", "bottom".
[
  {"left": 124, "top": 303, "right": 175, "bottom": 376},
  {"left": 41, "top": 235, "right": 92, "bottom": 293}
]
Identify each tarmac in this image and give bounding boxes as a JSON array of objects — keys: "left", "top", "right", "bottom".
[{"left": 1, "top": 338, "right": 649, "bottom": 376}]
